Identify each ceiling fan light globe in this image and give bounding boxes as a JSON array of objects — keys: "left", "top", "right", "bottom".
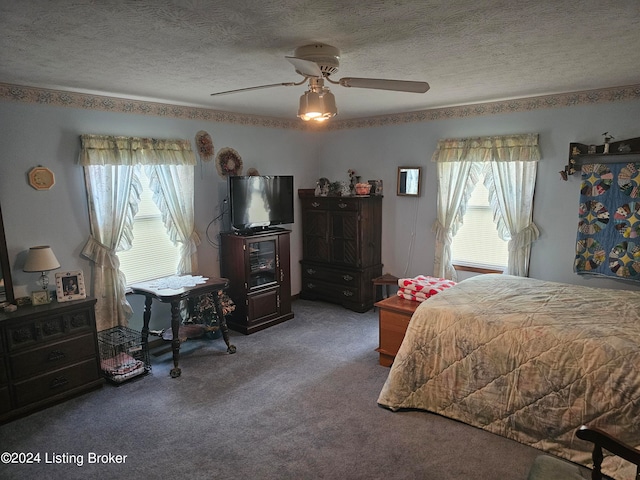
[
  {"left": 297, "top": 108, "right": 322, "bottom": 121},
  {"left": 306, "top": 91, "right": 322, "bottom": 111},
  {"left": 298, "top": 90, "right": 325, "bottom": 121},
  {"left": 321, "top": 91, "right": 337, "bottom": 117}
]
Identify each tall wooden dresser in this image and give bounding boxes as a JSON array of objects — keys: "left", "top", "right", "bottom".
[
  {"left": 299, "top": 189, "right": 382, "bottom": 312},
  {"left": 0, "top": 297, "right": 103, "bottom": 423}
]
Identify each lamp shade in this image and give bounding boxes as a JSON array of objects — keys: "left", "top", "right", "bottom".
[{"left": 23, "top": 246, "right": 60, "bottom": 272}]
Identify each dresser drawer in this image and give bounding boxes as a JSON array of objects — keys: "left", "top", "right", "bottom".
[
  {"left": 13, "top": 359, "right": 100, "bottom": 408},
  {"left": 300, "top": 196, "right": 359, "bottom": 212},
  {"left": 6, "top": 308, "right": 94, "bottom": 352},
  {"left": 300, "top": 196, "right": 328, "bottom": 211},
  {"left": 302, "top": 264, "right": 360, "bottom": 286},
  {"left": 66, "top": 308, "right": 95, "bottom": 333},
  {"left": 9, "top": 333, "right": 97, "bottom": 380},
  {"left": 302, "top": 278, "right": 359, "bottom": 300},
  {"left": 6, "top": 314, "right": 65, "bottom": 351}
]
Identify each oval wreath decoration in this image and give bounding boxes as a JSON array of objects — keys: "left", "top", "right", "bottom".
[
  {"left": 195, "top": 130, "right": 214, "bottom": 162},
  {"left": 216, "top": 147, "right": 243, "bottom": 178}
]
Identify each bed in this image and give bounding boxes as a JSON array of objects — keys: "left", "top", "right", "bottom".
[{"left": 377, "top": 274, "right": 640, "bottom": 480}]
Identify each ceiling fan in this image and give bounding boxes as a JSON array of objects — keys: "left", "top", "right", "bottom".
[{"left": 210, "top": 43, "right": 430, "bottom": 122}]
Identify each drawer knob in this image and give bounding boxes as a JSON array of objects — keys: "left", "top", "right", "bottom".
[
  {"left": 342, "top": 290, "right": 354, "bottom": 297},
  {"left": 47, "top": 350, "right": 66, "bottom": 362},
  {"left": 307, "top": 283, "right": 316, "bottom": 289},
  {"left": 50, "top": 376, "right": 69, "bottom": 389},
  {"left": 342, "top": 274, "right": 353, "bottom": 282},
  {"left": 306, "top": 268, "right": 316, "bottom": 275},
  {"left": 338, "top": 202, "right": 347, "bottom": 209},
  {"left": 311, "top": 202, "right": 320, "bottom": 208}
]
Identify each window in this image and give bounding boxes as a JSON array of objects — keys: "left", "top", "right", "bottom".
[
  {"left": 116, "top": 169, "right": 180, "bottom": 285},
  {"left": 80, "top": 134, "right": 197, "bottom": 330},
  {"left": 432, "top": 134, "right": 539, "bottom": 279},
  {"left": 451, "top": 172, "right": 508, "bottom": 271}
]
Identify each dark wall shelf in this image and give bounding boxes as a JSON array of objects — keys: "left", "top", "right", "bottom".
[
  {"left": 561, "top": 136, "right": 640, "bottom": 180},
  {"left": 573, "top": 152, "right": 640, "bottom": 166}
]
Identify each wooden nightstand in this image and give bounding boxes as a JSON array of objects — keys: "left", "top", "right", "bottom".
[{"left": 375, "top": 296, "right": 420, "bottom": 366}]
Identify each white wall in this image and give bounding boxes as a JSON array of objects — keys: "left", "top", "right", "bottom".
[
  {"left": 0, "top": 101, "right": 318, "bottom": 328},
  {"left": 1, "top": 95, "right": 638, "bottom": 330},
  {"left": 318, "top": 100, "right": 640, "bottom": 291}
]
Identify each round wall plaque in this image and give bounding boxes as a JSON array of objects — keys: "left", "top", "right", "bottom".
[{"left": 28, "top": 167, "right": 55, "bottom": 190}]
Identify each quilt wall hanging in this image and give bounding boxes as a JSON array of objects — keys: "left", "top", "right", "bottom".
[{"left": 574, "top": 161, "right": 640, "bottom": 281}]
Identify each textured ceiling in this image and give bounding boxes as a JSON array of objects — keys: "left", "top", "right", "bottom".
[{"left": 1, "top": 0, "right": 639, "bottom": 120}]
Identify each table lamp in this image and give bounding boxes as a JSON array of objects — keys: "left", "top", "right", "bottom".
[{"left": 23, "top": 245, "right": 60, "bottom": 291}]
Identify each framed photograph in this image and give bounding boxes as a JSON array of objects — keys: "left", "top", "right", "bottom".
[
  {"left": 55, "top": 270, "right": 86, "bottom": 302},
  {"left": 31, "top": 290, "right": 51, "bottom": 305}
]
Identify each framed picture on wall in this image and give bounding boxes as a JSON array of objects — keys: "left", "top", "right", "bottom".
[{"left": 55, "top": 270, "right": 86, "bottom": 302}]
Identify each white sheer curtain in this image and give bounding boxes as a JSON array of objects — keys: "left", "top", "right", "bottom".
[
  {"left": 484, "top": 135, "right": 540, "bottom": 276},
  {"left": 146, "top": 165, "right": 199, "bottom": 274},
  {"left": 432, "top": 161, "right": 483, "bottom": 280},
  {"left": 79, "top": 135, "right": 196, "bottom": 330},
  {"left": 431, "top": 134, "right": 541, "bottom": 280}
]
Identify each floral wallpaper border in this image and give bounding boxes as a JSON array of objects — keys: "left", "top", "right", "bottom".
[
  {"left": 328, "top": 84, "right": 640, "bottom": 130},
  {"left": 1, "top": 82, "right": 639, "bottom": 131}
]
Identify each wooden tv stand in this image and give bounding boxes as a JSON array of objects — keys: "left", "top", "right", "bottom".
[{"left": 375, "top": 296, "right": 420, "bottom": 367}]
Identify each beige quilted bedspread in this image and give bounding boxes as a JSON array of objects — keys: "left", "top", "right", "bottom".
[{"left": 377, "top": 275, "right": 640, "bottom": 480}]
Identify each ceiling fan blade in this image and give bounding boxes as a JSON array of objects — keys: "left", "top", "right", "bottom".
[
  {"left": 338, "top": 77, "right": 430, "bottom": 93},
  {"left": 211, "top": 81, "right": 301, "bottom": 96},
  {"left": 285, "top": 56, "right": 323, "bottom": 78}
]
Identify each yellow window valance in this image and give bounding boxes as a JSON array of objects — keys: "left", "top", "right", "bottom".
[
  {"left": 79, "top": 134, "right": 196, "bottom": 166},
  {"left": 431, "top": 133, "right": 541, "bottom": 163}
]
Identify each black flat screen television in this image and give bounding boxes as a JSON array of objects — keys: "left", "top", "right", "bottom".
[{"left": 228, "top": 175, "right": 294, "bottom": 232}]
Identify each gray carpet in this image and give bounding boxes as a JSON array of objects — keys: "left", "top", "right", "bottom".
[{"left": 0, "top": 299, "right": 543, "bottom": 480}]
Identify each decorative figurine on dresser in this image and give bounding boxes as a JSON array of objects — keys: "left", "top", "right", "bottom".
[{"left": 298, "top": 188, "right": 383, "bottom": 312}]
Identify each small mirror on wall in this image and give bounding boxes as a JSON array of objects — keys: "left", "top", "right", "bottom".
[{"left": 397, "top": 167, "right": 422, "bottom": 196}]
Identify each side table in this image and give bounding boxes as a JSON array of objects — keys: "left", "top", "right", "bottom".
[{"left": 129, "top": 276, "right": 236, "bottom": 378}]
